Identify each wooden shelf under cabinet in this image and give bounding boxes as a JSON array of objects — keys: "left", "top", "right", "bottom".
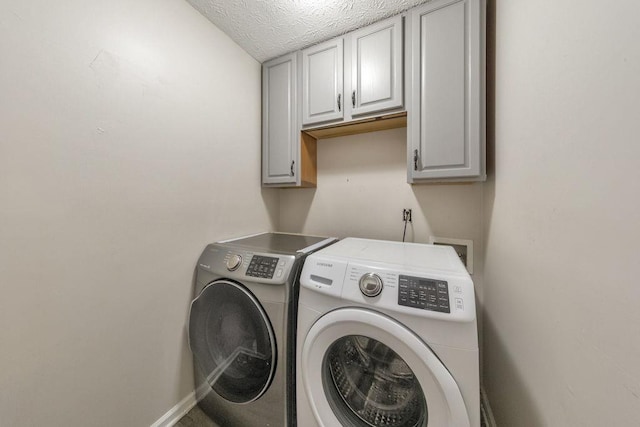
[
  {"left": 303, "top": 112, "right": 407, "bottom": 140},
  {"left": 294, "top": 112, "right": 407, "bottom": 188}
]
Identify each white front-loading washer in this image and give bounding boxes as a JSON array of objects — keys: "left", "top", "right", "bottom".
[{"left": 297, "top": 238, "right": 480, "bottom": 427}]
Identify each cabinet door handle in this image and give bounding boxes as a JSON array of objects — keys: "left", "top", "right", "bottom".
[
  {"left": 413, "top": 149, "right": 419, "bottom": 171},
  {"left": 290, "top": 160, "right": 295, "bottom": 177},
  {"left": 352, "top": 90, "right": 356, "bottom": 108},
  {"left": 337, "top": 94, "right": 341, "bottom": 112}
]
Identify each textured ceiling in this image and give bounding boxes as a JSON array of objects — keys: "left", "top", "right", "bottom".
[{"left": 186, "top": 0, "right": 431, "bottom": 63}]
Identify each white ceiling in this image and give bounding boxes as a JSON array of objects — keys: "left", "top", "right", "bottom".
[{"left": 186, "top": 0, "right": 430, "bottom": 63}]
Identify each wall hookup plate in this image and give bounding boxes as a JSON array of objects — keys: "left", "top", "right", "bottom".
[{"left": 429, "top": 236, "right": 474, "bottom": 275}]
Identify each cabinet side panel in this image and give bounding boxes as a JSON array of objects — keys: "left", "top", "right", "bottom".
[
  {"left": 420, "top": 2, "right": 467, "bottom": 168},
  {"left": 300, "top": 132, "right": 317, "bottom": 187}
]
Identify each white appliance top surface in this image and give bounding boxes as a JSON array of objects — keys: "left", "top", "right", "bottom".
[{"left": 313, "top": 238, "right": 466, "bottom": 274}]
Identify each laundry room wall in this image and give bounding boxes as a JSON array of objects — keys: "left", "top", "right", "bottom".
[
  {"left": 484, "top": 0, "right": 640, "bottom": 425},
  {"left": 0, "top": 0, "right": 278, "bottom": 426},
  {"left": 278, "top": 128, "right": 485, "bottom": 321}
]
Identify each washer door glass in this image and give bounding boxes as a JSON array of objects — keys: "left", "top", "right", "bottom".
[
  {"left": 324, "top": 335, "right": 427, "bottom": 427},
  {"left": 189, "top": 280, "right": 276, "bottom": 403}
]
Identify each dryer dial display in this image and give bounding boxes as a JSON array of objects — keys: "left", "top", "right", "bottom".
[{"left": 226, "top": 254, "right": 243, "bottom": 271}]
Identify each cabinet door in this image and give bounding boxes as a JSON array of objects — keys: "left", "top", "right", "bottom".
[
  {"left": 262, "top": 53, "right": 298, "bottom": 185},
  {"left": 408, "top": 0, "right": 485, "bottom": 181},
  {"left": 350, "top": 15, "right": 403, "bottom": 117},
  {"left": 302, "top": 38, "right": 344, "bottom": 125}
]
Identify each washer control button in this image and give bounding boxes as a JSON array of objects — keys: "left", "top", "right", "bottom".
[
  {"left": 226, "top": 254, "right": 243, "bottom": 271},
  {"left": 359, "top": 273, "right": 383, "bottom": 297}
]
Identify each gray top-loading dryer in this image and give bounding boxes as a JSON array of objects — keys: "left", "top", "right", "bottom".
[{"left": 188, "top": 232, "right": 337, "bottom": 426}]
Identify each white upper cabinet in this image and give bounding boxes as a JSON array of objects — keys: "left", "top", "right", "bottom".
[
  {"left": 262, "top": 53, "right": 298, "bottom": 185},
  {"left": 302, "top": 38, "right": 344, "bottom": 126},
  {"left": 263, "top": 53, "right": 317, "bottom": 188},
  {"left": 302, "top": 17, "right": 404, "bottom": 128},
  {"left": 407, "top": 0, "right": 486, "bottom": 182},
  {"left": 349, "top": 15, "right": 403, "bottom": 117},
  {"left": 263, "top": 4, "right": 484, "bottom": 187}
]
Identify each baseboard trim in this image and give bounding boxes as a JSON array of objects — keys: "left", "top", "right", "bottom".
[
  {"left": 150, "top": 391, "right": 197, "bottom": 427},
  {"left": 481, "top": 386, "right": 497, "bottom": 427}
]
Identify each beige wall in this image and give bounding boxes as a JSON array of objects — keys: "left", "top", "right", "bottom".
[
  {"left": 4, "top": 0, "right": 639, "bottom": 425},
  {"left": 0, "top": 0, "right": 278, "bottom": 425},
  {"left": 484, "top": 0, "right": 640, "bottom": 425},
  {"left": 280, "top": 129, "right": 483, "bottom": 242}
]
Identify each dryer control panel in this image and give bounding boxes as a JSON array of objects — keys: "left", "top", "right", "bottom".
[{"left": 197, "top": 244, "right": 297, "bottom": 285}]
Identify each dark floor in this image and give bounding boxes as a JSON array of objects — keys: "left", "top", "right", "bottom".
[
  {"left": 177, "top": 401, "right": 491, "bottom": 426},
  {"left": 175, "top": 405, "right": 219, "bottom": 427}
]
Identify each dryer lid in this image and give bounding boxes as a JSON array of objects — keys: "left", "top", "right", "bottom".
[{"left": 219, "top": 232, "right": 336, "bottom": 255}]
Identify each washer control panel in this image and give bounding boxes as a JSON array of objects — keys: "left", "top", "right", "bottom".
[
  {"left": 300, "top": 249, "right": 475, "bottom": 322},
  {"left": 398, "top": 275, "right": 450, "bottom": 313},
  {"left": 246, "top": 255, "right": 279, "bottom": 279}
]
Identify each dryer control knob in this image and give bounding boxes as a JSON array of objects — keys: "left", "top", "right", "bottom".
[
  {"left": 359, "top": 273, "right": 383, "bottom": 297},
  {"left": 226, "top": 254, "right": 242, "bottom": 271}
]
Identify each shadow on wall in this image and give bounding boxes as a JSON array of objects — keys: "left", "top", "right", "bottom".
[
  {"left": 483, "top": 314, "right": 543, "bottom": 427},
  {"left": 260, "top": 186, "right": 283, "bottom": 231},
  {"left": 411, "top": 183, "right": 483, "bottom": 240},
  {"left": 481, "top": 1, "right": 543, "bottom": 425},
  {"left": 278, "top": 188, "right": 316, "bottom": 232},
  {"left": 482, "top": 0, "right": 497, "bottom": 240}
]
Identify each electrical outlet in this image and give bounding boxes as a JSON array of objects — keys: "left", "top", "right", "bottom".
[
  {"left": 429, "top": 236, "right": 473, "bottom": 274},
  {"left": 403, "top": 209, "right": 412, "bottom": 222}
]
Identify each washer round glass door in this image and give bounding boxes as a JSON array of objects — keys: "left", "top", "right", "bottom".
[
  {"left": 189, "top": 280, "right": 276, "bottom": 404},
  {"left": 325, "top": 334, "right": 427, "bottom": 426},
  {"left": 301, "top": 308, "right": 470, "bottom": 427}
]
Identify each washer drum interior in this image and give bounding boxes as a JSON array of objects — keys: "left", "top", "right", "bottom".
[{"left": 323, "top": 335, "right": 428, "bottom": 427}]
